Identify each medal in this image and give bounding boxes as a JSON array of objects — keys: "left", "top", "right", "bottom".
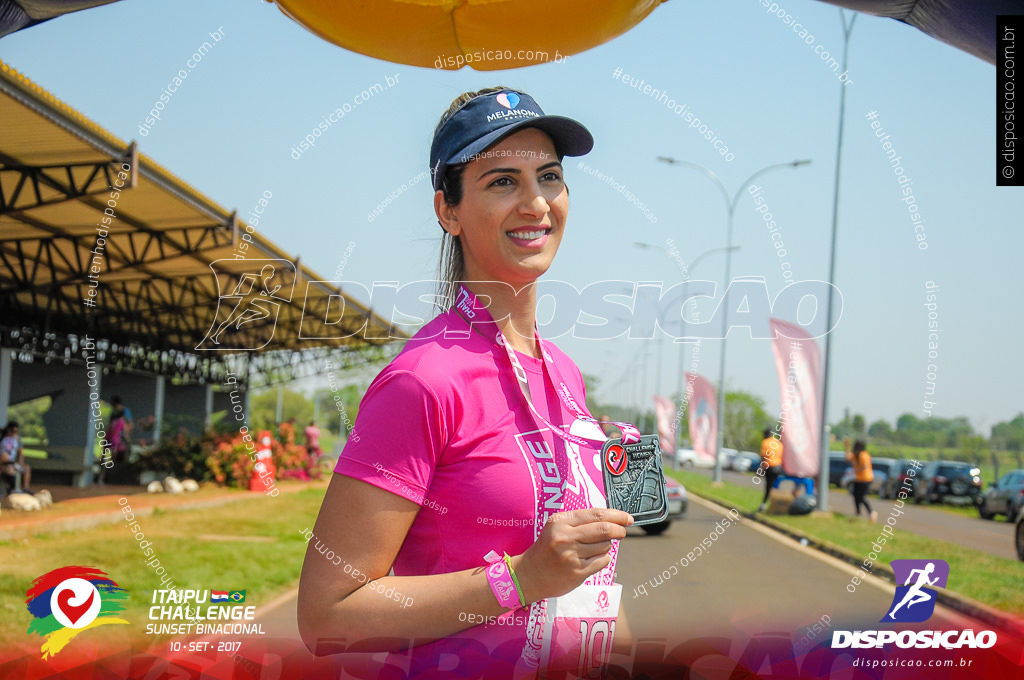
[{"left": 600, "top": 435, "right": 668, "bottom": 525}]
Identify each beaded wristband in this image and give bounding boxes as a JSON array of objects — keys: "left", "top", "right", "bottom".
[
  {"left": 483, "top": 550, "right": 520, "bottom": 610},
  {"left": 503, "top": 553, "right": 527, "bottom": 608}
]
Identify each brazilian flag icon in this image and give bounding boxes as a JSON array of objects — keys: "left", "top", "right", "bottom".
[{"left": 229, "top": 590, "right": 246, "bottom": 603}]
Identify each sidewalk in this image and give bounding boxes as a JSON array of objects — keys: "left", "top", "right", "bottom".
[{"left": 0, "top": 479, "right": 328, "bottom": 541}]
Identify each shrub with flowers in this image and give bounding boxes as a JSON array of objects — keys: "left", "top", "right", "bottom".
[
  {"left": 205, "top": 431, "right": 256, "bottom": 488},
  {"left": 205, "top": 425, "right": 321, "bottom": 488},
  {"left": 133, "top": 428, "right": 210, "bottom": 480}
]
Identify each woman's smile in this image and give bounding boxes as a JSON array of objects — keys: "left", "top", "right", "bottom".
[{"left": 505, "top": 226, "right": 553, "bottom": 248}]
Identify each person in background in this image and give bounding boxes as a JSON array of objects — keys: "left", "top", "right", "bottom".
[
  {"left": 0, "top": 421, "right": 31, "bottom": 494},
  {"left": 107, "top": 400, "right": 129, "bottom": 465},
  {"left": 845, "top": 437, "right": 877, "bottom": 522},
  {"left": 305, "top": 421, "right": 322, "bottom": 459},
  {"left": 110, "top": 395, "right": 133, "bottom": 450},
  {"left": 598, "top": 414, "right": 621, "bottom": 439},
  {"left": 758, "top": 427, "right": 784, "bottom": 512}
]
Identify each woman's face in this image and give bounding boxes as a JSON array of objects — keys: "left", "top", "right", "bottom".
[{"left": 436, "top": 128, "right": 567, "bottom": 288}]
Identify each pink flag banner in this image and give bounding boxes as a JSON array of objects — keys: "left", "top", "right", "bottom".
[
  {"left": 769, "top": 318, "right": 824, "bottom": 478},
  {"left": 684, "top": 373, "right": 717, "bottom": 466},
  {"left": 653, "top": 395, "right": 677, "bottom": 455}
]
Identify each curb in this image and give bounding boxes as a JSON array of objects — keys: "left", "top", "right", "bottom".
[{"left": 685, "top": 484, "right": 1024, "bottom": 634}]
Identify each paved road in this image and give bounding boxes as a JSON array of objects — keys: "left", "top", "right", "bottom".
[
  {"left": 247, "top": 498, "right": 985, "bottom": 676},
  {"left": 685, "top": 465, "right": 1018, "bottom": 561}
]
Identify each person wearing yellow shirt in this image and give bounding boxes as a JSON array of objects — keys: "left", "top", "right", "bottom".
[
  {"left": 845, "top": 438, "right": 877, "bottom": 522},
  {"left": 757, "top": 428, "right": 784, "bottom": 512}
]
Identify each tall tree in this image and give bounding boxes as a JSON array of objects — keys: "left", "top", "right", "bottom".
[
  {"left": 724, "top": 391, "right": 770, "bottom": 451},
  {"left": 868, "top": 419, "right": 893, "bottom": 441},
  {"left": 992, "top": 413, "right": 1024, "bottom": 452}
]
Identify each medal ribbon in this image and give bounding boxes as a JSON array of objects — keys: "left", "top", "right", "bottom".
[{"left": 453, "top": 285, "right": 640, "bottom": 446}]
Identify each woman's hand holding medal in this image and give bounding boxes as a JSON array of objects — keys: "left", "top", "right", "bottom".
[{"left": 511, "top": 508, "right": 633, "bottom": 603}]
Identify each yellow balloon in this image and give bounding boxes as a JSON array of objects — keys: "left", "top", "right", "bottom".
[{"left": 273, "top": 0, "right": 667, "bottom": 70}]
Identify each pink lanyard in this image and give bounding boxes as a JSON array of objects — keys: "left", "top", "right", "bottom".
[{"left": 453, "top": 286, "right": 641, "bottom": 447}]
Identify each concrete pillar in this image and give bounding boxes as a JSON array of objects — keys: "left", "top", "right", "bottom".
[
  {"left": 204, "top": 384, "right": 214, "bottom": 431},
  {"left": 0, "top": 348, "right": 12, "bottom": 422},
  {"left": 153, "top": 376, "right": 165, "bottom": 444}
]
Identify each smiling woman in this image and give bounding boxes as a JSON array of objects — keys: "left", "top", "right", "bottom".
[{"left": 297, "top": 88, "right": 638, "bottom": 679}]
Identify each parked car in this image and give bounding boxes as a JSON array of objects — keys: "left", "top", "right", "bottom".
[
  {"left": 978, "top": 469, "right": 1024, "bottom": 521},
  {"left": 828, "top": 452, "right": 850, "bottom": 488},
  {"left": 871, "top": 458, "right": 902, "bottom": 498},
  {"left": 674, "top": 447, "right": 727, "bottom": 469},
  {"left": 913, "top": 461, "right": 983, "bottom": 505},
  {"left": 720, "top": 448, "right": 738, "bottom": 470},
  {"left": 886, "top": 459, "right": 920, "bottom": 499},
  {"left": 839, "top": 458, "right": 895, "bottom": 496},
  {"left": 674, "top": 448, "right": 699, "bottom": 468},
  {"left": 718, "top": 448, "right": 739, "bottom": 470},
  {"left": 642, "top": 476, "right": 688, "bottom": 535},
  {"left": 732, "top": 452, "right": 761, "bottom": 472}
]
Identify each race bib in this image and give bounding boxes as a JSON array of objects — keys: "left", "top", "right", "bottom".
[{"left": 540, "top": 583, "right": 621, "bottom": 679}]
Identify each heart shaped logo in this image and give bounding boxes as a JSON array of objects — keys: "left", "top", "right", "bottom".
[
  {"left": 606, "top": 444, "right": 627, "bottom": 476},
  {"left": 57, "top": 588, "right": 95, "bottom": 625},
  {"left": 49, "top": 578, "right": 101, "bottom": 629},
  {"left": 496, "top": 92, "right": 520, "bottom": 110}
]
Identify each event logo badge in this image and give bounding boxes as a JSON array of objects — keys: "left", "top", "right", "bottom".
[
  {"left": 883, "top": 559, "right": 949, "bottom": 623},
  {"left": 605, "top": 444, "right": 627, "bottom": 476},
  {"left": 496, "top": 92, "right": 520, "bottom": 109},
  {"left": 26, "top": 566, "right": 129, "bottom": 659},
  {"left": 832, "top": 558, "right": 994, "bottom": 649},
  {"left": 197, "top": 260, "right": 295, "bottom": 350}
]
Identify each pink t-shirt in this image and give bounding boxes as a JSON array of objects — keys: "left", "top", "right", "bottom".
[
  {"left": 304, "top": 426, "right": 320, "bottom": 449},
  {"left": 335, "top": 307, "right": 618, "bottom": 679}
]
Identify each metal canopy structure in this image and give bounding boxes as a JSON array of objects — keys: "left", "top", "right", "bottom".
[
  {"left": 0, "top": 0, "right": 1015, "bottom": 65},
  {"left": 0, "top": 59, "right": 403, "bottom": 388}
]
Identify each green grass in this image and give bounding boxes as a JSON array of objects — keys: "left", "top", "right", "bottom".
[
  {"left": 913, "top": 500, "right": 987, "bottom": 519},
  {"left": 669, "top": 469, "right": 1024, "bottom": 616},
  {"left": 0, "top": 486, "right": 328, "bottom": 644}
]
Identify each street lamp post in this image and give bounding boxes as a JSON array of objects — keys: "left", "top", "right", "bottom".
[
  {"left": 657, "top": 157, "right": 811, "bottom": 483},
  {"left": 818, "top": 9, "right": 857, "bottom": 512}
]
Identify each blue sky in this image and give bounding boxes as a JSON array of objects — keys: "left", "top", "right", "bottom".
[{"left": 1, "top": 0, "right": 1020, "bottom": 434}]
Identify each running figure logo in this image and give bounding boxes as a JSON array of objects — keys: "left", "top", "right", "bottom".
[
  {"left": 197, "top": 260, "right": 295, "bottom": 350},
  {"left": 883, "top": 559, "right": 949, "bottom": 623}
]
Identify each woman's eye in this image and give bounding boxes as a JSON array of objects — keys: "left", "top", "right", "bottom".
[
  {"left": 490, "top": 176, "right": 513, "bottom": 188},
  {"left": 541, "top": 171, "right": 563, "bottom": 182}
]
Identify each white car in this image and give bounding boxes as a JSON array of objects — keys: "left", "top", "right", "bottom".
[
  {"left": 674, "top": 448, "right": 699, "bottom": 468},
  {"left": 675, "top": 447, "right": 730, "bottom": 469}
]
